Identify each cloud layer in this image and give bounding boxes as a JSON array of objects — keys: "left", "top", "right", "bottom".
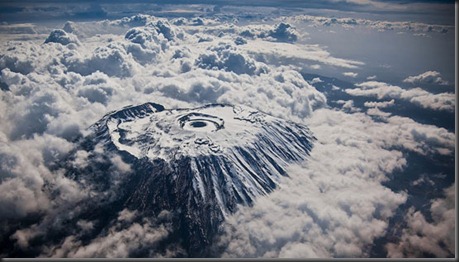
[
  {"left": 0, "top": 14, "right": 334, "bottom": 257},
  {"left": 0, "top": 12, "right": 455, "bottom": 258}
]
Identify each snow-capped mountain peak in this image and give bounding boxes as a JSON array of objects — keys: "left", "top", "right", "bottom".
[
  {"left": 70, "top": 102, "right": 315, "bottom": 256},
  {"left": 91, "top": 102, "right": 315, "bottom": 208}
]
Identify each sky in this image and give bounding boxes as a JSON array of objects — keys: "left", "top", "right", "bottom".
[
  {"left": 0, "top": 0, "right": 455, "bottom": 24},
  {"left": 0, "top": 0, "right": 456, "bottom": 259}
]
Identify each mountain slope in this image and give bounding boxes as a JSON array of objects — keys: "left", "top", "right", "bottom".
[{"left": 61, "top": 102, "right": 315, "bottom": 256}]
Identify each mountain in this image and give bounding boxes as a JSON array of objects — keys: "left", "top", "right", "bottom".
[{"left": 57, "top": 102, "right": 316, "bottom": 257}]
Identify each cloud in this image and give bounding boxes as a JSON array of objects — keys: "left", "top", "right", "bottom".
[
  {"left": 44, "top": 29, "right": 80, "bottom": 46},
  {"left": 125, "top": 18, "right": 184, "bottom": 46},
  {"left": 403, "top": 71, "right": 449, "bottom": 85},
  {"left": 384, "top": 116, "right": 455, "bottom": 156},
  {"left": 366, "top": 107, "right": 391, "bottom": 118},
  {"left": 363, "top": 99, "right": 395, "bottom": 108},
  {"left": 241, "top": 40, "right": 364, "bottom": 69},
  {"left": 185, "top": 21, "right": 363, "bottom": 69},
  {"left": 64, "top": 42, "right": 141, "bottom": 77},
  {"left": 123, "top": 27, "right": 162, "bottom": 64},
  {"left": 195, "top": 43, "right": 268, "bottom": 75},
  {"left": 266, "top": 22, "right": 299, "bottom": 42},
  {"left": 366, "top": 75, "right": 377, "bottom": 80},
  {"left": 109, "top": 154, "right": 132, "bottom": 174},
  {"left": 174, "top": 20, "right": 301, "bottom": 43},
  {"left": 346, "top": 81, "right": 455, "bottom": 112},
  {"left": 131, "top": 63, "right": 327, "bottom": 120},
  {"left": 309, "top": 64, "right": 321, "bottom": 70},
  {"left": 43, "top": 209, "right": 174, "bottom": 258},
  {"left": 336, "top": 99, "right": 360, "bottom": 112},
  {"left": 386, "top": 184, "right": 455, "bottom": 258},
  {"left": 343, "top": 72, "right": 358, "bottom": 78},
  {"left": 0, "top": 23, "right": 38, "bottom": 35},
  {"left": 413, "top": 33, "right": 431, "bottom": 38},
  {"left": 286, "top": 14, "right": 453, "bottom": 34},
  {"left": 309, "top": 77, "right": 323, "bottom": 84},
  {"left": 56, "top": 17, "right": 185, "bottom": 76},
  {"left": 0, "top": 133, "right": 82, "bottom": 221},
  {"left": 0, "top": 52, "right": 35, "bottom": 76}
]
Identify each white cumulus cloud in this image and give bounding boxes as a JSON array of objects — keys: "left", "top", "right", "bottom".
[{"left": 403, "top": 71, "right": 449, "bottom": 85}]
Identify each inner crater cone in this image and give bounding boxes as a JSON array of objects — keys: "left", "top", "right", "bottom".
[
  {"left": 190, "top": 121, "right": 207, "bottom": 128},
  {"left": 179, "top": 112, "right": 224, "bottom": 132}
]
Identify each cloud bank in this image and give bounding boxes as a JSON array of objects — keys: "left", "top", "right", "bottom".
[
  {"left": 346, "top": 81, "right": 455, "bottom": 112},
  {"left": 285, "top": 15, "right": 453, "bottom": 34}
]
